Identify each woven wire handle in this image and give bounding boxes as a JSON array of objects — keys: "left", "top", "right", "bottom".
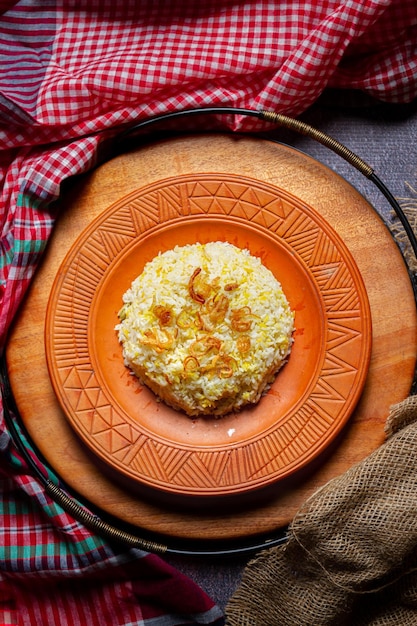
[{"left": 259, "top": 110, "right": 374, "bottom": 177}]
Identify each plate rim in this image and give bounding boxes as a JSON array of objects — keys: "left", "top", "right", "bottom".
[{"left": 45, "top": 172, "right": 373, "bottom": 497}]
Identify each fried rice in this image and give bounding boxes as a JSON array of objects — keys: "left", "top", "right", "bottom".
[{"left": 116, "top": 241, "right": 294, "bottom": 417}]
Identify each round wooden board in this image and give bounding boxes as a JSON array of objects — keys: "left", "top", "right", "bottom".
[{"left": 6, "top": 134, "right": 417, "bottom": 544}]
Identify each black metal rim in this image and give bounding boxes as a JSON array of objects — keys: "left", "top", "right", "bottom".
[{"left": 3, "top": 105, "right": 417, "bottom": 558}]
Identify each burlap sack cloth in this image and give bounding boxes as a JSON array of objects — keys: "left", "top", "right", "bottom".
[{"left": 225, "top": 396, "right": 417, "bottom": 625}]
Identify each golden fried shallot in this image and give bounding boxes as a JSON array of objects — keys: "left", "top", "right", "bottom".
[
  {"left": 237, "top": 335, "right": 251, "bottom": 354},
  {"left": 177, "top": 309, "right": 195, "bottom": 329},
  {"left": 188, "top": 267, "right": 212, "bottom": 303},
  {"left": 189, "top": 334, "right": 222, "bottom": 357},
  {"left": 183, "top": 356, "right": 199, "bottom": 372},
  {"left": 231, "top": 306, "right": 254, "bottom": 332},
  {"left": 140, "top": 328, "right": 176, "bottom": 352},
  {"left": 216, "top": 355, "right": 237, "bottom": 379},
  {"left": 207, "top": 293, "right": 229, "bottom": 321},
  {"left": 153, "top": 304, "right": 173, "bottom": 326}
]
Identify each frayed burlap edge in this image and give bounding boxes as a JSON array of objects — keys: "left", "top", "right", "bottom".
[
  {"left": 385, "top": 395, "right": 417, "bottom": 437},
  {"left": 390, "top": 188, "right": 417, "bottom": 272}
]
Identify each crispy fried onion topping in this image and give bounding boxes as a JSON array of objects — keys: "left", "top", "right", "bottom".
[
  {"left": 140, "top": 328, "right": 177, "bottom": 352},
  {"left": 142, "top": 267, "right": 254, "bottom": 377},
  {"left": 188, "top": 267, "right": 209, "bottom": 303},
  {"left": 184, "top": 352, "right": 237, "bottom": 379},
  {"left": 231, "top": 306, "right": 258, "bottom": 332},
  {"left": 237, "top": 335, "right": 251, "bottom": 354},
  {"left": 189, "top": 335, "right": 222, "bottom": 357},
  {"left": 153, "top": 304, "right": 173, "bottom": 326}
]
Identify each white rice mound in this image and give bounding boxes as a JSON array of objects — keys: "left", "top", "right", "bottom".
[{"left": 116, "top": 242, "right": 294, "bottom": 417}]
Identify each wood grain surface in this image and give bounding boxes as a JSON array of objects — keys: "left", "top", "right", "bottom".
[{"left": 6, "top": 134, "right": 417, "bottom": 543}]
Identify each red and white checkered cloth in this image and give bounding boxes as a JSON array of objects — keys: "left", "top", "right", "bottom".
[{"left": 1, "top": 1, "right": 417, "bottom": 624}]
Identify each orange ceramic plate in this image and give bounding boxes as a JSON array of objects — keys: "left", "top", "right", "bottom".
[{"left": 45, "top": 174, "right": 372, "bottom": 499}]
